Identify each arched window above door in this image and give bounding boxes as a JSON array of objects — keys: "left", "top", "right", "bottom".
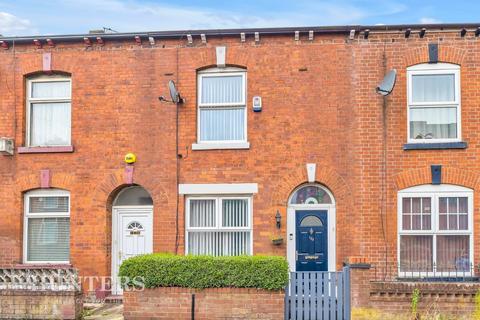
[
  {"left": 113, "top": 186, "right": 153, "bottom": 206},
  {"left": 289, "top": 184, "right": 333, "bottom": 205}
]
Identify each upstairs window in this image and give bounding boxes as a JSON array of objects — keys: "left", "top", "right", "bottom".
[
  {"left": 197, "top": 68, "right": 247, "bottom": 145},
  {"left": 407, "top": 63, "right": 460, "bottom": 143},
  {"left": 26, "top": 75, "right": 71, "bottom": 147}
]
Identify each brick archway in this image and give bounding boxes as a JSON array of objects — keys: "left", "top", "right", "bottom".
[
  {"left": 403, "top": 45, "right": 466, "bottom": 68},
  {"left": 393, "top": 166, "right": 480, "bottom": 191},
  {"left": 271, "top": 166, "right": 350, "bottom": 207}
]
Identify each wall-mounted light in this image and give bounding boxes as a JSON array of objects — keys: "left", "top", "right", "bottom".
[{"left": 275, "top": 210, "right": 281, "bottom": 229}]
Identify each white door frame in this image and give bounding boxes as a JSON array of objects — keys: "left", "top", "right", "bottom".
[
  {"left": 111, "top": 205, "right": 153, "bottom": 295},
  {"left": 287, "top": 202, "right": 336, "bottom": 272}
]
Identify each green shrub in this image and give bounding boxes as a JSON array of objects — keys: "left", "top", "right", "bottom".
[{"left": 118, "top": 254, "right": 289, "bottom": 291}]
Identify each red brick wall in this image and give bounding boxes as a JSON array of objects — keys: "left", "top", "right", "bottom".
[
  {"left": 0, "top": 289, "right": 82, "bottom": 319},
  {"left": 123, "top": 287, "right": 284, "bottom": 320},
  {"left": 1, "top": 29, "right": 480, "bottom": 293}
]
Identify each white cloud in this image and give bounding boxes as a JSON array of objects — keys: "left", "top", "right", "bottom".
[
  {"left": 0, "top": 11, "right": 31, "bottom": 35},
  {"left": 419, "top": 17, "right": 441, "bottom": 24}
]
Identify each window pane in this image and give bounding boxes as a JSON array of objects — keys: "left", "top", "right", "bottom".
[
  {"left": 412, "top": 215, "right": 422, "bottom": 230},
  {"left": 458, "top": 197, "right": 468, "bottom": 213},
  {"left": 410, "top": 107, "right": 457, "bottom": 140},
  {"left": 439, "top": 197, "right": 447, "bottom": 213},
  {"left": 200, "top": 108, "right": 245, "bottom": 141},
  {"left": 222, "top": 199, "right": 249, "bottom": 227},
  {"left": 422, "top": 215, "right": 431, "bottom": 230},
  {"left": 29, "top": 196, "right": 69, "bottom": 213},
  {"left": 201, "top": 75, "right": 243, "bottom": 104},
  {"left": 436, "top": 235, "right": 470, "bottom": 272},
  {"left": 290, "top": 186, "right": 332, "bottom": 205},
  {"left": 402, "top": 198, "right": 411, "bottom": 213},
  {"left": 400, "top": 235, "right": 433, "bottom": 272},
  {"left": 412, "top": 198, "right": 421, "bottom": 213},
  {"left": 30, "top": 102, "right": 71, "bottom": 146},
  {"left": 412, "top": 74, "right": 455, "bottom": 102},
  {"left": 113, "top": 186, "right": 153, "bottom": 206},
  {"left": 402, "top": 214, "right": 411, "bottom": 230},
  {"left": 439, "top": 214, "right": 448, "bottom": 230},
  {"left": 27, "top": 217, "right": 70, "bottom": 262},
  {"left": 448, "top": 215, "right": 458, "bottom": 230},
  {"left": 422, "top": 198, "right": 431, "bottom": 213},
  {"left": 448, "top": 197, "right": 458, "bottom": 213},
  {"left": 31, "top": 81, "right": 71, "bottom": 99},
  {"left": 459, "top": 215, "right": 468, "bottom": 230},
  {"left": 187, "top": 231, "right": 250, "bottom": 256},
  {"left": 189, "top": 200, "right": 216, "bottom": 228}
]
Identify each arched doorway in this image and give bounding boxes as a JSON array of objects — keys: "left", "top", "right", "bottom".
[
  {"left": 287, "top": 184, "right": 336, "bottom": 272},
  {"left": 111, "top": 185, "right": 153, "bottom": 294}
]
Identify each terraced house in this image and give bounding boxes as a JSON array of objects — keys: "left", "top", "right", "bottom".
[{"left": 1, "top": 23, "right": 480, "bottom": 313}]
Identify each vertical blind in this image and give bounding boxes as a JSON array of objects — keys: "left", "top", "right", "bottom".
[
  {"left": 199, "top": 73, "right": 245, "bottom": 142},
  {"left": 200, "top": 108, "right": 245, "bottom": 141},
  {"left": 201, "top": 75, "right": 243, "bottom": 104},
  {"left": 188, "top": 198, "right": 251, "bottom": 256},
  {"left": 27, "top": 217, "right": 70, "bottom": 262}
]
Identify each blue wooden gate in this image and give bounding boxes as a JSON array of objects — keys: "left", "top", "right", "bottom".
[{"left": 285, "top": 267, "right": 351, "bottom": 320}]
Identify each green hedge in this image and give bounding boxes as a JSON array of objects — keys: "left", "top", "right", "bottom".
[{"left": 118, "top": 254, "right": 289, "bottom": 291}]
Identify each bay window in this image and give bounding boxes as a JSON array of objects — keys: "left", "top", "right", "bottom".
[
  {"left": 407, "top": 63, "right": 460, "bottom": 143},
  {"left": 398, "top": 185, "right": 472, "bottom": 276},
  {"left": 26, "top": 76, "right": 72, "bottom": 147},
  {"left": 186, "top": 196, "right": 252, "bottom": 256},
  {"left": 24, "top": 189, "right": 70, "bottom": 263}
]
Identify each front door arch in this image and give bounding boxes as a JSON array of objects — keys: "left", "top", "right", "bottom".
[
  {"left": 287, "top": 184, "right": 336, "bottom": 272},
  {"left": 111, "top": 185, "right": 153, "bottom": 295}
]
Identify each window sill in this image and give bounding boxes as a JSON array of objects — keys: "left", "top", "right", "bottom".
[
  {"left": 17, "top": 146, "right": 74, "bottom": 154},
  {"left": 14, "top": 263, "right": 72, "bottom": 269},
  {"left": 192, "top": 142, "right": 250, "bottom": 150},
  {"left": 403, "top": 142, "right": 467, "bottom": 150}
]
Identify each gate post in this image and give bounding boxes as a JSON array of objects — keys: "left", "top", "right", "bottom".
[{"left": 345, "top": 258, "right": 372, "bottom": 310}]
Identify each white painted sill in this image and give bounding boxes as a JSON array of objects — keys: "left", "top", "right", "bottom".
[{"left": 192, "top": 142, "right": 250, "bottom": 150}]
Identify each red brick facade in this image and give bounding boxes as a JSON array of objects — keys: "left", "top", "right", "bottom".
[{"left": 1, "top": 26, "right": 480, "bottom": 294}]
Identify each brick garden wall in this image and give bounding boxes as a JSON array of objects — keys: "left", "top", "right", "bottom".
[
  {"left": 349, "top": 264, "right": 480, "bottom": 318},
  {"left": 0, "top": 289, "right": 82, "bottom": 319},
  {"left": 123, "top": 287, "right": 284, "bottom": 320}
]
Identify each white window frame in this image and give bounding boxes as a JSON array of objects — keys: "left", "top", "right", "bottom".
[
  {"left": 26, "top": 75, "right": 72, "bottom": 147},
  {"left": 193, "top": 68, "right": 249, "bottom": 150},
  {"left": 23, "top": 189, "right": 71, "bottom": 264},
  {"left": 397, "top": 184, "right": 473, "bottom": 277},
  {"left": 407, "top": 63, "right": 461, "bottom": 143},
  {"left": 185, "top": 195, "right": 253, "bottom": 255}
]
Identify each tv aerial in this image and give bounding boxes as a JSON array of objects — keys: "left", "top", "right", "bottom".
[{"left": 376, "top": 69, "right": 397, "bottom": 96}]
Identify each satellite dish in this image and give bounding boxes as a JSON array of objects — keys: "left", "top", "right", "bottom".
[
  {"left": 168, "top": 80, "right": 184, "bottom": 104},
  {"left": 376, "top": 69, "right": 397, "bottom": 96}
]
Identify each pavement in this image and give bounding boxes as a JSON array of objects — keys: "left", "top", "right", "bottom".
[{"left": 83, "top": 303, "right": 124, "bottom": 320}]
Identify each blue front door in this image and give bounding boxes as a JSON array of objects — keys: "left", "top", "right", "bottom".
[{"left": 295, "top": 210, "right": 328, "bottom": 271}]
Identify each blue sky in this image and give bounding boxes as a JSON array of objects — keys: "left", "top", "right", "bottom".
[{"left": 0, "top": 0, "right": 479, "bottom": 36}]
